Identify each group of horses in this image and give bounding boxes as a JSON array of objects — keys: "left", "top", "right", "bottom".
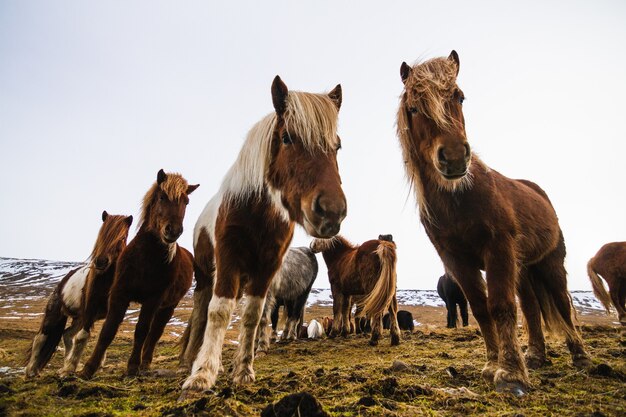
[{"left": 23, "top": 51, "right": 625, "bottom": 399}]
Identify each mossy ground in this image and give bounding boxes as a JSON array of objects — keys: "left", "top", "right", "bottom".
[{"left": 0, "top": 307, "right": 624, "bottom": 417}]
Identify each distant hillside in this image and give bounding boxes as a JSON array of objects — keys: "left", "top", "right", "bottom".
[{"left": 0, "top": 257, "right": 606, "bottom": 313}]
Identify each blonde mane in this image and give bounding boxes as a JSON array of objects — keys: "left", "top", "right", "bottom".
[
  {"left": 139, "top": 172, "right": 189, "bottom": 228},
  {"left": 221, "top": 91, "right": 339, "bottom": 201},
  {"left": 397, "top": 57, "right": 474, "bottom": 221},
  {"left": 401, "top": 57, "right": 459, "bottom": 129},
  {"left": 89, "top": 215, "right": 130, "bottom": 261}
]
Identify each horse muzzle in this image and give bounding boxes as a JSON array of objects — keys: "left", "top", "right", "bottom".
[{"left": 303, "top": 193, "right": 347, "bottom": 238}]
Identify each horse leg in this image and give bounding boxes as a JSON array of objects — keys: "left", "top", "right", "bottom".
[
  {"left": 179, "top": 285, "right": 211, "bottom": 372},
  {"left": 329, "top": 287, "right": 343, "bottom": 338},
  {"left": 450, "top": 302, "right": 459, "bottom": 328},
  {"left": 80, "top": 296, "right": 130, "bottom": 379},
  {"left": 292, "top": 290, "right": 309, "bottom": 338},
  {"left": 444, "top": 259, "right": 499, "bottom": 385},
  {"left": 340, "top": 295, "right": 351, "bottom": 337},
  {"left": 369, "top": 313, "right": 382, "bottom": 346},
  {"left": 62, "top": 318, "right": 80, "bottom": 357},
  {"left": 610, "top": 278, "right": 626, "bottom": 324},
  {"left": 518, "top": 269, "right": 547, "bottom": 369},
  {"left": 283, "top": 299, "right": 299, "bottom": 341},
  {"left": 533, "top": 248, "right": 592, "bottom": 368},
  {"left": 270, "top": 302, "right": 280, "bottom": 340},
  {"left": 256, "top": 294, "right": 274, "bottom": 353},
  {"left": 232, "top": 292, "right": 268, "bottom": 385},
  {"left": 484, "top": 243, "right": 529, "bottom": 395},
  {"left": 136, "top": 305, "right": 175, "bottom": 373},
  {"left": 127, "top": 299, "right": 162, "bottom": 376},
  {"left": 388, "top": 294, "right": 400, "bottom": 346},
  {"left": 460, "top": 299, "right": 469, "bottom": 327},
  {"left": 354, "top": 302, "right": 363, "bottom": 334}
]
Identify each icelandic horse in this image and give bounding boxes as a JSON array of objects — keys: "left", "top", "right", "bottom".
[
  {"left": 79, "top": 170, "right": 198, "bottom": 379},
  {"left": 179, "top": 76, "right": 346, "bottom": 397},
  {"left": 587, "top": 242, "right": 626, "bottom": 325},
  {"left": 25, "top": 211, "right": 133, "bottom": 378},
  {"left": 397, "top": 51, "right": 590, "bottom": 395},
  {"left": 310, "top": 235, "right": 400, "bottom": 346}
]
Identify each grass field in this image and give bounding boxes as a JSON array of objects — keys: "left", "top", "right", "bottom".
[{"left": 0, "top": 300, "right": 624, "bottom": 417}]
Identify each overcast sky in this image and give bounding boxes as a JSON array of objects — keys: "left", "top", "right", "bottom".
[{"left": 1, "top": 1, "right": 625, "bottom": 290}]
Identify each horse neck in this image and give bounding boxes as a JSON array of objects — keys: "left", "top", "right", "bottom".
[
  {"left": 322, "top": 239, "right": 353, "bottom": 265},
  {"left": 134, "top": 225, "right": 177, "bottom": 263}
]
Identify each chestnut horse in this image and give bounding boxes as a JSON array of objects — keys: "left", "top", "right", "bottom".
[
  {"left": 180, "top": 76, "right": 346, "bottom": 397},
  {"left": 310, "top": 235, "right": 400, "bottom": 346},
  {"left": 25, "top": 211, "right": 132, "bottom": 378},
  {"left": 80, "top": 170, "right": 198, "bottom": 379},
  {"left": 587, "top": 242, "right": 626, "bottom": 325},
  {"left": 397, "top": 51, "right": 590, "bottom": 395}
]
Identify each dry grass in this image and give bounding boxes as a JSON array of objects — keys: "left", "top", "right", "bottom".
[{"left": 0, "top": 299, "right": 624, "bottom": 417}]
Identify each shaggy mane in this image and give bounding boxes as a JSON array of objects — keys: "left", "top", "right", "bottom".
[
  {"left": 221, "top": 91, "right": 339, "bottom": 201},
  {"left": 139, "top": 172, "right": 189, "bottom": 228},
  {"left": 89, "top": 215, "right": 131, "bottom": 261},
  {"left": 310, "top": 235, "right": 353, "bottom": 253}
]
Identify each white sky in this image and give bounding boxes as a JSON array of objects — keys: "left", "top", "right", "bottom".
[{"left": 1, "top": 1, "right": 625, "bottom": 290}]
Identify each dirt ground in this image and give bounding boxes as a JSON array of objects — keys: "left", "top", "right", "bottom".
[{"left": 0, "top": 297, "right": 624, "bottom": 417}]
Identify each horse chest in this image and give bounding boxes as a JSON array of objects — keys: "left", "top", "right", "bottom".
[{"left": 61, "top": 265, "right": 90, "bottom": 313}]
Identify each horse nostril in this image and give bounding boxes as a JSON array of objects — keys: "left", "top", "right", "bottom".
[
  {"left": 464, "top": 143, "right": 471, "bottom": 159},
  {"left": 165, "top": 224, "right": 172, "bottom": 235},
  {"left": 313, "top": 195, "right": 325, "bottom": 216},
  {"left": 438, "top": 148, "right": 447, "bottom": 165}
]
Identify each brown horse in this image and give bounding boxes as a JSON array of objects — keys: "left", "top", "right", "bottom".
[
  {"left": 587, "top": 242, "right": 626, "bottom": 325},
  {"left": 180, "top": 76, "right": 346, "bottom": 397},
  {"left": 79, "top": 170, "right": 198, "bottom": 379},
  {"left": 25, "top": 211, "right": 132, "bottom": 378},
  {"left": 397, "top": 51, "right": 590, "bottom": 395},
  {"left": 310, "top": 235, "right": 400, "bottom": 346}
]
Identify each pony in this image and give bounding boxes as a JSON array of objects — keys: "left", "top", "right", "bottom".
[
  {"left": 437, "top": 272, "right": 469, "bottom": 328},
  {"left": 383, "top": 310, "right": 414, "bottom": 332},
  {"left": 256, "top": 246, "right": 318, "bottom": 353},
  {"left": 587, "top": 242, "right": 626, "bottom": 325},
  {"left": 397, "top": 51, "right": 590, "bottom": 395},
  {"left": 24, "top": 211, "right": 133, "bottom": 378},
  {"left": 310, "top": 234, "right": 400, "bottom": 346},
  {"left": 307, "top": 319, "right": 324, "bottom": 339},
  {"left": 79, "top": 170, "right": 198, "bottom": 379},
  {"left": 179, "top": 76, "right": 346, "bottom": 397}
]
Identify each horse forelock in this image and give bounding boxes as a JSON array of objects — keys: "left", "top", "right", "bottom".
[
  {"left": 403, "top": 57, "right": 459, "bottom": 129},
  {"left": 139, "top": 173, "right": 189, "bottom": 228},
  {"left": 89, "top": 215, "right": 130, "bottom": 261},
  {"left": 221, "top": 91, "right": 339, "bottom": 204}
]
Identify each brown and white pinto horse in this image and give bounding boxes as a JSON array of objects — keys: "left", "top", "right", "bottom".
[
  {"left": 180, "top": 76, "right": 346, "bottom": 396},
  {"left": 587, "top": 242, "right": 626, "bottom": 325},
  {"left": 25, "top": 211, "right": 132, "bottom": 378},
  {"left": 310, "top": 235, "right": 400, "bottom": 346},
  {"left": 397, "top": 51, "right": 590, "bottom": 395},
  {"left": 79, "top": 170, "right": 198, "bottom": 379}
]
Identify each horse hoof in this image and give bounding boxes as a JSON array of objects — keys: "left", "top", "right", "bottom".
[
  {"left": 368, "top": 339, "right": 379, "bottom": 346},
  {"left": 481, "top": 362, "right": 498, "bottom": 382},
  {"left": 391, "top": 335, "right": 401, "bottom": 346},
  {"left": 573, "top": 355, "right": 593, "bottom": 369},
  {"left": 495, "top": 380, "right": 527, "bottom": 397},
  {"left": 233, "top": 371, "right": 255, "bottom": 385},
  {"left": 525, "top": 354, "right": 546, "bottom": 370},
  {"left": 178, "top": 388, "right": 204, "bottom": 403},
  {"left": 255, "top": 351, "right": 267, "bottom": 359}
]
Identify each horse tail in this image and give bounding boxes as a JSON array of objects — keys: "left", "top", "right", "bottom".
[
  {"left": 587, "top": 258, "right": 612, "bottom": 314},
  {"left": 24, "top": 289, "right": 67, "bottom": 372},
  {"left": 361, "top": 241, "right": 397, "bottom": 319}
]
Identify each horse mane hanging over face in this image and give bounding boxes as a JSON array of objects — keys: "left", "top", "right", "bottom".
[
  {"left": 222, "top": 90, "right": 340, "bottom": 201},
  {"left": 400, "top": 57, "right": 459, "bottom": 129},
  {"left": 89, "top": 213, "right": 133, "bottom": 268},
  {"left": 139, "top": 172, "right": 190, "bottom": 228}
]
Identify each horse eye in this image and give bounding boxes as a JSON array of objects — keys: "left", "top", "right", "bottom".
[
  {"left": 282, "top": 132, "right": 293, "bottom": 145},
  {"left": 408, "top": 107, "right": 418, "bottom": 114},
  {"left": 159, "top": 195, "right": 166, "bottom": 201},
  {"left": 459, "top": 96, "right": 465, "bottom": 105},
  {"left": 336, "top": 142, "right": 342, "bottom": 151}
]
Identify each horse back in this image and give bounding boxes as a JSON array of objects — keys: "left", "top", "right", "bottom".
[{"left": 590, "top": 242, "right": 626, "bottom": 280}]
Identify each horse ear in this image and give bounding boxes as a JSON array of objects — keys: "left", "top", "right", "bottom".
[
  {"left": 187, "top": 184, "right": 200, "bottom": 195},
  {"left": 102, "top": 210, "right": 108, "bottom": 222},
  {"left": 328, "top": 84, "right": 342, "bottom": 111},
  {"left": 400, "top": 62, "right": 412, "bottom": 84},
  {"left": 125, "top": 215, "right": 133, "bottom": 227},
  {"left": 448, "top": 50, "right": 460, "bottom": 76},
  {"left": 157, "top": 169, "right": 167, "bottom": 185},
  {"left": 271, "top": 75, "right": 289, "bottom": 116}
]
